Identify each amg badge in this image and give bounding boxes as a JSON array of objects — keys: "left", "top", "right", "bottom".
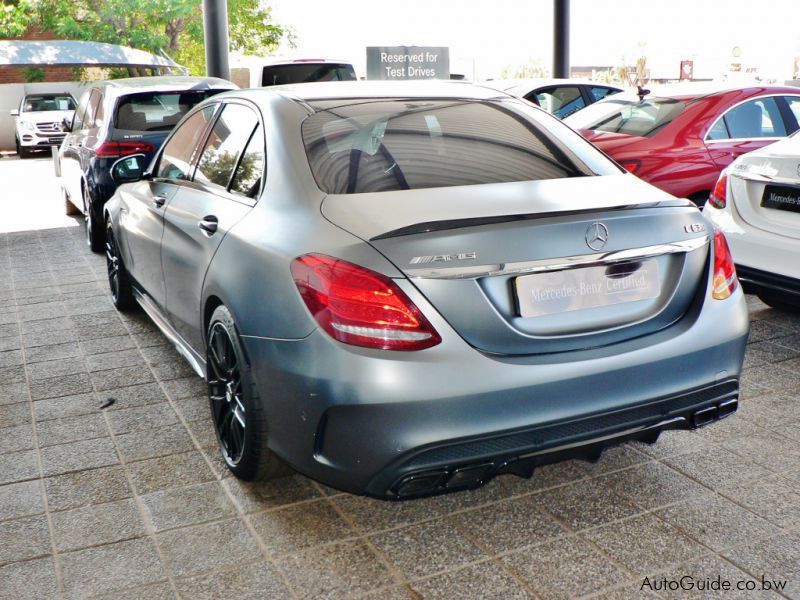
[{"left": 409, "top": 252, "right": 477, "bottom": 265}]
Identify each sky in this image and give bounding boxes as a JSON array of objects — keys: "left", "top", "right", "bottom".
[{"left": 268, "top": 0, "right": 800, "bottom": 82}]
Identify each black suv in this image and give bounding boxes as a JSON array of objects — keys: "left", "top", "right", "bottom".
[{"left": 58, "top": 76, "right": 236, "bottom": 251}]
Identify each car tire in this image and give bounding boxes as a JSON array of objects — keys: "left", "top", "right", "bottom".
[
  {"left": 16, "top": 138, "right": 30, "bottom": 159},
  {"left": 105, "top": 217, "right": 135, "bottom": 311},
  {"left": 757, "top": 290, "right": 800, "bottom": 313},
  {"left": 83, "top": 182, "right": 105, "bottom": 253},
  {"left": 206, "top": 305, "right": 291, "bottom": 481}
]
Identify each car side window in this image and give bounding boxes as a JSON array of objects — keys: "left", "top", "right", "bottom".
[
  {"left": 156, "top": 106, "right": 216, "bottom": 181},
  {"left": 229, "top": 124, "right": 265, "bottom": 199},
  {"left": 590, "top": 86, "right": 618, "bottom": 102},
  {"left": 84, "top": 90, "right": 101, "bottom": 131},
  {"left": 194, "top": 103, "right": 260, "bottom": 192},
  {"left": 710, "top": 97, "right": 787, "bottom": 140},
  {"left": 535, "top": 86, "right": 586, "bottom": 119},
  {"left": 783, "top": 96, "right": 800, "bottom": 131},
  {"left": 72, "top": 90, "right": 92, "bottom": 131},
  {"left": 87, "top": 91, "right": 105, "bottom": 129}
]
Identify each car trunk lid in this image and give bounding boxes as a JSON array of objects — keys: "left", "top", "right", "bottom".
[{"left": 322, "top": 176, "right": 711, "bottom": 355}]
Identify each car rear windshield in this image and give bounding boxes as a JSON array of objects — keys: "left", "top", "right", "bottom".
[
  {"left": 301, "top": 98, "right": 600, "bottom": 194},
  {"left": 23, "top": 95, "right": 76, "bottom": 112},
  {"left": 261, "top": 63, "right": 356, "bottom": 86},
  {"left": 566, "top": 97, "right": 685, "bottom": 137},
  {"left": 114, "top": 90, "right": 223, "bottom": 132}
]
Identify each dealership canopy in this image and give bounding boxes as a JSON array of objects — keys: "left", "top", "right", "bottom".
[{"left": 0, "top": 40, "right": 186, "bottom": 72}]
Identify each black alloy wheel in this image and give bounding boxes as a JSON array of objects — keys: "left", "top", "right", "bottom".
[
  {"left": 205, "top": 305, "right": 290, "bottom": 481},
  {"left": 105, "top": 218, "right": 134, "bottom": 310},
  {"left": 208, "top": 320, "right": 247, "bottom": 467},
  {"left": 83, "top": 182, "right": 104, "bottom": 253}
]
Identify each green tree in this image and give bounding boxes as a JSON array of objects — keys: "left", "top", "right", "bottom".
[
  {"left": 500, "top": 58, "right": 548, "bottom": 80},
  {"left": 0, "top": 0, "right": 292, "bottom": 75}
]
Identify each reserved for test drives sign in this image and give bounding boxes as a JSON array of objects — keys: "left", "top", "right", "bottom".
[{"left": 366, "top": 46, "right": 450, "bottom": 80}]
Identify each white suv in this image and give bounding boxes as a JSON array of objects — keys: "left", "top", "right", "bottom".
[{"left": 11, "top": 93, "right": 76, "bottom": 158}]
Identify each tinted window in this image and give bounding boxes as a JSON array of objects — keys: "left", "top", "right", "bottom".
[
  {"left": 195, "top": 103, "right": 260, "bottom": 190},
  {"left": 85, "top": 90, "right": 105, "bottom": 129},
  {"left": 72, "top": 90, "right": 92, "bottom": 130},
  {"left": 22, "top": 95, "right": 76, "bottom": 112},
  {"left": 230, "top": 125, "right": 265, "bottom": 198},
  {"left": 590, "top": 86, "right": 619, "bottom": 101},
  {"left": 785, "top": 97, "right": 800, "bottom": 132},
  {"left": 533, "top": 86, "right": 586, "bottom": 118},
  {"left": 115, "top": 90, "right": 224, "bottom": 132},
  {"left": 568, "top": 97, "right": 685, "bottom": 138},
  {"left": 302, "top": 98, "right": 596, "bottom": 195},
  {"left": 709, "top": 97, "right": 786, "bottom": 140},
  {"left": 157, "top": 106, "right": 216, "bottom": 181},
  {"left": 261, "top": 63, "right": 356, "bottom": 86}
]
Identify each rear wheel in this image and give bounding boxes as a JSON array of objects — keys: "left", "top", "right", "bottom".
[
  {"left": 83, "top": 182, "right": 105, "bottom": 253},
  {"left": 206, "top": 305, "right": 290, "bottom": 481},
  {"left": 757, "top": 290, "right": 800, "bottom": 313},
  {"left": 105, "top": 217, "right": 135, "bottom": 311}
]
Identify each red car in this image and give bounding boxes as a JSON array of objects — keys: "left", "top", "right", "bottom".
[{"left": 564, "top": 85, "right": 800, "bottom": 204}]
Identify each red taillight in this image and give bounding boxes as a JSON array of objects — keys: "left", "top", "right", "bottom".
[
  {"left": 96, "top": 141, "right": 156, "bottom": 158},
  {"left": 291, "top": 254, "right": 441, "bottom": 351},
  {"left": 708, "top": 172, "right": 728, "bottom": 209},
  {"left": 712, "top": 229, "right": 738, "bottom": 300},
  {"left": 619, "top": 159, "right": 641, "bottom": 174}
]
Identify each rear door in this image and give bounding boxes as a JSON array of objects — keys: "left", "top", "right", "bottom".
[
  {"left": 61, "top": 89, "right": 93, "bottom": 207},
  {"left": 121, "top": 105, "right": 218, "bottom": 309},
  {"left": 705, "top": 96, "right": 788, "bottom": 170},
  {"left": 160, "top": 101, "right": 264, "bottom": 351}
]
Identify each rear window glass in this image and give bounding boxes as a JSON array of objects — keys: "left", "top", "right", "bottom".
[
  {"left": 566, "top": 97, "right": 685, "bottom": 137},
  {"left": 23, "top": 95, "right": 76, "bottom": 112},
  {"left": 261, "top": 63, "right": 356, "bottom": 86},
  {"left": 114, "top": 90, "right": 224, "bottom": 132},
  {"left": 301, "top": 98, "right": 598, "bottom": 194}
]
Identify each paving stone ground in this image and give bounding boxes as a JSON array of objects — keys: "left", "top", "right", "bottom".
[{"left": 1, "top": 157, "right": 799, "bottom": 599}]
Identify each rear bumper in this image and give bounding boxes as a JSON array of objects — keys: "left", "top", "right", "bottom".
[
  {"left": 736, "top": 265, "right": 800, "bottom": 304},
  {"left": 242, "top": 284, "right": 749, "bottom": 498}
]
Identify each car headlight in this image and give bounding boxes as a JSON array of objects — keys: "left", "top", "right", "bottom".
[{"left": 20, "top": 121, "right": 35, "bottom": 132}]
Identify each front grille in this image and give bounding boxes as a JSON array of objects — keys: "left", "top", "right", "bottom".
[
  {"left": 35, "top": 122, "right": 59, "bottom": 132},
  {"left": 406, "top": 381, "right": 738, "bottom": 468}
]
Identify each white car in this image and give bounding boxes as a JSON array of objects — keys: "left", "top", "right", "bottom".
[
  {"left": 703, "top": 131, "right": 800, "bottom": 310},
  {"left": 10, "top": 93, "right": 76, "bottom": 157}
]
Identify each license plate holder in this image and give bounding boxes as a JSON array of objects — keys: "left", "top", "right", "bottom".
[
  {"left": 515, "top": 260, "right": 661, "bottom": 318},
  {"left": 761, "top": 185, "right": 800, "bottom": 213}
]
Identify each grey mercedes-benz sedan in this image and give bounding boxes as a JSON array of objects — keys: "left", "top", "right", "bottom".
[{"left": 103, "top": 82, "right": 748, "bottom": 499}]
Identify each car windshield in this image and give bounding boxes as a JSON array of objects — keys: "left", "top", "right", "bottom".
[
  {"left": 565, "top": 96, "right": 686, "bottom": 137},
  {"left": 114, "top": 90, "right": 223, "bottom": 132},
  {"left": 23, "top": 95, "right": 76, "bottom": 112},
  {"left": 261, "top": 63, "right": 356, "bottom": 86},
  {"left": 301, "top": 98, "right": 618, "bottom": 194}
]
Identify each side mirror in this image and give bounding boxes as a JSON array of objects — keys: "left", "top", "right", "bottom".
[
  {"left": 61, "top": 116, "right": 73, "bottom": 132},
  {"left": 10, "top": 109, "right": 19, "bottom": 117},
  {"left": 111, "top": 154, "right": 148, "bottom": 184}
]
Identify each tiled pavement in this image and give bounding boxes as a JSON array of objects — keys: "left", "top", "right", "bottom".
[{"left": 1, "top": 226, "right": 800, "bottom": 600}]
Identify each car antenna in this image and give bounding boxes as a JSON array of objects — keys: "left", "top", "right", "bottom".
[{"left": 636, "top": 85, "right": 650, "bottom": 101}]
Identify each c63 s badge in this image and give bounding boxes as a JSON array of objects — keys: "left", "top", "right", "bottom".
[{"left": 410, "top": 252, "right": 477, "bottom": 265}]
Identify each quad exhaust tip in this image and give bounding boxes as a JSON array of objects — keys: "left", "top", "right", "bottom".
[{"left": 390, "top": 396, "right": 739, "bottom": 499}]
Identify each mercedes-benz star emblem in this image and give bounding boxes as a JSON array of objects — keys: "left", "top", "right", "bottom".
[{"left": 585, "top": 222, "right": 609, "bottom": 251}]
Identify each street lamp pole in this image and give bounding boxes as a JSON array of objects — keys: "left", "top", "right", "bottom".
[
  {"left": 553, "top": 0, "right": 570, "bottom": 79},
  {"left": 203, "top": 0, "right": 230, "bottom": 80}
]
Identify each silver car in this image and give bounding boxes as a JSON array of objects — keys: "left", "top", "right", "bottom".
[{"left": 103, "top": 82, "right": 748, "bottom": 499}]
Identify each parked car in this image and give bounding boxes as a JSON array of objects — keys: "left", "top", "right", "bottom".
[
  {"left": 58, "top": 76, "right": 237, "bottom": 252},
  {"left": 488, "top": 78, "right": 622, "bottom": 118},
  {"left": 703, "top": 131, "right": 800, "bottom": 310},
  {"left": 565, "top": 84, "right": 800, "bottom": 205},
  {"left": 10, "top": 92, "right": 76, "bottom": 157},
  {"left": 103, "top": 82, "right": 747, "bottom": 499},
  {"left": 230, "top": 58, "right": 357, "bottom": 88}
]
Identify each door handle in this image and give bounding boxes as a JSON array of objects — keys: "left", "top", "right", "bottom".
[
  {"left": 153, "top": 194, "right": 167, "bottom": 208},
  {"left": 198, "top": 215, "right": 218, "bottom": 235}
]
